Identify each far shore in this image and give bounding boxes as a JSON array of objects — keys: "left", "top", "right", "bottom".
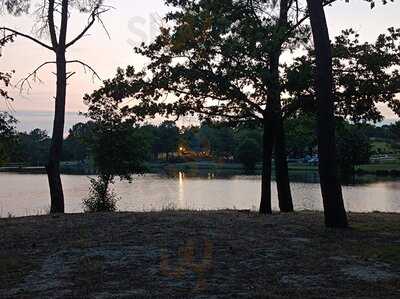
[{"left": 1, "top": 161, "right": 400, "bottom": 178}]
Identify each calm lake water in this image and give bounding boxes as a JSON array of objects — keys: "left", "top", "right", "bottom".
[{"left": 1, "top": 172, "right": 400, "bottom": 217}]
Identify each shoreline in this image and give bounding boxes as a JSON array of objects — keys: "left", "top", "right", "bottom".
[{"left": 1, "top": 161, "right": 400, "bottom": 178}]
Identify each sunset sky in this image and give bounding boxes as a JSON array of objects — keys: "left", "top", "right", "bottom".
[{"left": 1, "top": 0, "right": 399, "bottom": 132}]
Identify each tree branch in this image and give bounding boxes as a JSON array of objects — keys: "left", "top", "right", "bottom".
[
  {"left": 47, "top": 0, "right": 58, "bottom": 48},
  {"left": 17, "top": 61, "right": 57, "bottom": 92},
  {"left": 0, "top": 27, "right": 54, "bottom": 51},
  {"left": 65, "top": 5, "right": 111, "bottom": 49},
  {"left": 58, "top": 0, "right": 69, "bottom": 46},
  {"left": 284, "top": 0, "right": 338, "bottom": 39},
  {"left": 66, "top": 60, "right": 101, "bottom": 81}
]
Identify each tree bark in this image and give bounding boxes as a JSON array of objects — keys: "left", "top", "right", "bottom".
[
  {"left": 274, "top": 109, "right": 294, "bottom": 212},
  {"left": 268, "top": 45, "right": 294, "bottom": 213},
  {"left": 47, "top": 0, "right": 68, "bottom": 214},
  {"left": 259, "top": 114, "right": 274, "bottom": 214},
  {"left": 274, "top": 0, "right": 293, "bottom": 213},
  {"left": 47, "top": 49, "right": 66, "bottom": 213},
  {"left": 259, "top": 54, "right": 294, "bottom": 215},
  {"left": 258, "top": 0, "right": 294, "bottom": 214},
  {"left": 306, "top": 0, "right": 348, "bottom": 228}
]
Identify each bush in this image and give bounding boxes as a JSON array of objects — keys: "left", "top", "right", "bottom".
[
  {"left": 81, "top": 122, "right": 150, "bottom": 213},
  {"left": 83, "top": 176, "right": 119, "bottom": 213}
]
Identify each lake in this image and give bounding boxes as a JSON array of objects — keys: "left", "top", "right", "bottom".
[{"left": 0, "top": 172, "right": 399, "bottom": 217}]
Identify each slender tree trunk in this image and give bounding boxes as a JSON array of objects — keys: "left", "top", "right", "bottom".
[
  {"left": 271, "top": 0, "right": 293, "bottom": 213},
  {"left": 306, "top": 0, "right": 348, "bottom": 228},
  {"left": 258, "top": 0, "right": 293, "bottom": 214},
  {"left": 47, "top": 49, "right": 67, "bottom": 213},
  {"left": 269, "top": 49, "right": 294, "bottom": 213},
  {"left": 260, "top": 114, "right": 274, "bottom": 214},
  {"left": 274, "top": 110, "right": 294, "bottom": 212},
  {"left": 47, "top": 0, "right": 69, "bottom": 214}
]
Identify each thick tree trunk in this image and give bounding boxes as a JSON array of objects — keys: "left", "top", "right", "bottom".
[
  {"left": 259, "top": 115, "right": 274, "bottom": 214},
  {"left": 306, "top": 0, "right": 348, "bottom": 228},
  {"left": 47, "top": 49, "right": 67, "bottom": 213}
]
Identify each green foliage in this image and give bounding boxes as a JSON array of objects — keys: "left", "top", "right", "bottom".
[
  {"left": 14, "top": 129, "right": 50, "bottom": 165},
  {"left": 389, "top": 121, "right": 400, "bottom": 140},
  {"left": 285, "top": 27, "right": 400, "bottom": 122},
  {"left": 81, "top": 118, "right": 150, "bottom": 212},
  {"left": 62, "top": 121, "right": 95, "bottom": 161},
  {"left": 157, "top": 121, "right": 179, "bottom": 158},
  {"left": 0, "top": 112, "right": 17, "bottom": 165},
  {"left": 284, "top": 114, "right": 316, "bottom": 158},
  {"left": 235, "top": 138, "right": 261, "bottom": 173},
  {"left": 199, "top": 124, "right": 236, "bottom": 157},
  {"left": 82, "top": 175, "right": 118, "bottom": 213},
  {"left": 81, "top": 1, "right": 313, "bottom": 129},
  {"left": 336, "top": 122, "right": 372, "bottom": 176},
  {"left": 89, "top": 123, "right": 150, "bottom": 182},
  {"left": 371, "top": 140, "right": 396, "bottom": 154}
]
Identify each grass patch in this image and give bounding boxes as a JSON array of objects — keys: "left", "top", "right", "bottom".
[
  {"left": 352, "top": 220, "right": 400, "bottom": 233},
  {"left": 357, "top": 163, "right": 400, "bottom": 172},
  {"left": 366, "top": 244, "right": 400, "bottom": 265},
  {"left": 371, "top": 141, "right": 398, "bottom": 154},
  {"left": 73, "top": 255, "right": 105, "bottom": 295},
  {"left": 350, "top": 243, "right": 400, "bottom": 266},
  {"left": 0, "top": 255, "right": 36, "bottom": 288}
]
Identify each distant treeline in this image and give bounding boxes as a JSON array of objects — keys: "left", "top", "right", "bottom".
[{"left": 2, "top": 113, "right": 399, "bottom": 173}]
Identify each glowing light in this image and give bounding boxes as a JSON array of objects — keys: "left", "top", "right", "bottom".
[{"left": 178, "top": 171, "right": 184, "bottom": 207}]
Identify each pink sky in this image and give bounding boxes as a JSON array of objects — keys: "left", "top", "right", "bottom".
[{"left": 1, "top": 0, "right": 399, "bottom": 130}]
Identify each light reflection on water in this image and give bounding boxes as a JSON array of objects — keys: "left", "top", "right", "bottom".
[{"left": 0, "top": 172, "right": 399, "bottom": 217}]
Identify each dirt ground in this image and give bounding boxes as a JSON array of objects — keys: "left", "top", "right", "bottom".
[{"left": 0, "top": 210, "right": 399, "bottom": 298}]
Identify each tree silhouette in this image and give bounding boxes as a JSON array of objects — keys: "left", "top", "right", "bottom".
[
  {"left": 0, "top": 0, "right": 110, "bottom": 213},
  {"left": 306, "top": 0, "right": 348, "bottom": 228},
  {"left": 86, "top": 0, "right": 318, "bottom": 213},
  {"left": 305, "top": 0, "right": 395, "bottom": 227},
  {"left": 286, "top": 28, "right": 400, "bottom": 123}
]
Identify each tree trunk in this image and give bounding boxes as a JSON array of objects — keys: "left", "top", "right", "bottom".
[
  {"left": 269, "top": 49, "right": 294, "bottom": 213},
  {"left": 259, "top": 115, "right": 274, "bottom": 214},
  {"left": 274, "top": 110, "right": 294, "bottom": 212},
  {"left": 258, "top": 0, "right": 294, "bottom": 214},
  {"left": 47, "top": 49, "right": 67, "bottom": 213},
  {"left": 274, "top": 1, "right": 294, "bottom": 212},
  {"left": 306, "top": 0, "right": 348, "bottom": 228},
  {"left": 47, "top": 0, "right": 68, "bottom": 214}
]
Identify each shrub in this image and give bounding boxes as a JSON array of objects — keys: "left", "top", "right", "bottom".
[
  {"left": 83, "top": 176, "right": 119, "bottom": 212},
  {"left": 81, "top": 122, "right": 150, "bottom": 213}
]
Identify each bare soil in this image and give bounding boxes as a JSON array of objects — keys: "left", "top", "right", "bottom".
[{"left": 0, "top": 211, "right": 399, "bottom": 298}]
